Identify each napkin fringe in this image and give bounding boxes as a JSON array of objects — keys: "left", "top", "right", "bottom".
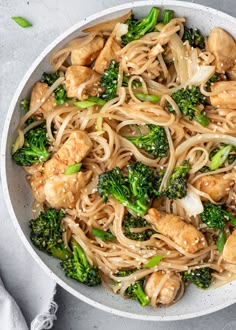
[{"left": 31, "top": 294, "right": 58, "bottom": 330}]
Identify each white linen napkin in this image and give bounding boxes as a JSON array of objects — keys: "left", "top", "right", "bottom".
[
  {"left": 0, "top": 185, "right": 58, "bottom": 330},
  {"left": 0, "top": 277, "right": 28, "bottom": 330}
]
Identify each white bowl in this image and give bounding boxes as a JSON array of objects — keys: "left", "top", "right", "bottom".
[{"left": 2, "top": 0, "right": 236, "bottom": 321}]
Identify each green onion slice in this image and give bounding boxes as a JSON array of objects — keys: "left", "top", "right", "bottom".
[
  {"left": 64, "top": 163, "right": 82, "bottom": 175},
  {"left": 74, "top": 96, "right": 106, "bottom": 109},
  {"left": 144, "top": 255, "right": 163, "bottom": 268},
  {"left": 134, "top": 93, "right": 160, "bottom": 103},
  {"left": 216, "top": 229, "right": 226, "bottom": 253},
  {"left": 12, "top": 16, "right": 32, "bottom": 28},
  {"left": 91, "top": 228, "right": 116, "bottom": 241},
  {"left": 210, "top": 145, "right": 232, "bottom": 171}
]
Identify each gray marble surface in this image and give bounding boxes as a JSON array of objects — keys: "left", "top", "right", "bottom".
[{"left": 1, "top": 0, "right": 236, "bottom": 329}]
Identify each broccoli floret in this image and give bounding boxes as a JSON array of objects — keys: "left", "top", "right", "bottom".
[
  {"left": 128, "top": 162, "right": 158, "bottom": 213},
  {"left": 183, "top": 267, "right": 213, "bottom": 289},
  {"left": 200, "top": 201, "right": 236, "bottom": 229},
  {"left": 61, "top": 239, "right": 101, "bottom": 286},
  {"left": 12, "top": 122, "right": 50, "bottom": 166},
  {"left": 123, "top": 213, "right": 156, "bottom": 241},
  {"left": 99, "top": 60, "right": 119, "bottom": 101},
  {"left": 205, "top": 73, "right": 219, "bottom": 88},
  {"left": 98, "top": 163, "right": 158, "bottom": 216},
  {"left": 116, "top": 270, "right": 149, "bottom": 306},
  {"left": 126, "top": 124, "right": 169, "bottom": 158},
  {"left": 99, "top": 60, "right": 141, "bottom": 101},
  {"left": 167, "top": 86, "right": 209, "bottom": 127},
  {"left": 122, "top": 7, "right": 160, "bottom": 46},
  {"left": 164, "top": 160, "right": 191, "bottom": 199},
  {"left": 30, "top": 208, "right": 71, "bottom": 260},
  {"left": 182, "top": 26, "right": 205, "bottom": 49},
  {"left": 41, "top": 71, "right": 60, "bottom": 85},
  {"left": 20, "top": 99, "right": 30, "bottom": 112},
  {"left": 41, "top": 71, "right": 69, "bottom": 105}
]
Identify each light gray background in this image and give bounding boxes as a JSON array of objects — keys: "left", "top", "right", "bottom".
[{"left": 1, "top": 0, "right": 236, "bottom": 329}]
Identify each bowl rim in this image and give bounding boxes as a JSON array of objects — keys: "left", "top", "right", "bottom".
[{"left": 1, "top": 0, "right": 236, "bottom": 321}]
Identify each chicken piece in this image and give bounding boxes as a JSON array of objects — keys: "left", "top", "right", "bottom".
[
  {"left": 210, "top": 81, "right": 236, "bottom": 109},
  {"left": 71, "top": 36, "right": 105, "bottom": 66},
  {"left": 30, "top": 82, "right": 56, "bottom": 115},
  {"left": 194, "top": 174, "right": 232, "bottom": 201},
  {"left": 29, "top": 174, "right": 46, "bottom": 203},
  {"left": 226, "top": 65, "right": 236, "bottom": 81},
  {"left": 94, "top": 36, "right": 121, "bottom": 74},
  {"left": 145, "top": 208, "right": 207, "bottom": 253},
  {"left": 223, "top": 230, "right": 236, "bottom": 264},
  {"left": 223, "top": 263, "right": 236, "bottom": 273},
  {"left": 44, "top": 156, "right": 67, "bottom": 177},
  {"left": 23, "top": 163, "right": 44, "bottom": 176},
  {"left": 56, "top": 131, "right": 93, "bottom": 166},
  {"left": 44, "top": 171, "right": 92, "bottom": 209},
  {"left": 65, "top": 65, "right": 100, "bottom": 98},
  {"left": 207, "top": 28, "right": 236, "bottom": 73},
  {"left": 145, "top": 271, "right": 181, "bottom": 305}
]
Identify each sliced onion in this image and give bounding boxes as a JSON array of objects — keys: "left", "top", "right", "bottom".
[
  {"left": 114, "top": 23, "right": 128, "bottom": 42},
  {"left": 177, "top": 189, "right": 203, "bottom": 216},
  {"left": 186, "top": 65, "right": 215, "bottom": 87},
  {"left": 82, "top": 10, "right": 132, "bottom": 33}
]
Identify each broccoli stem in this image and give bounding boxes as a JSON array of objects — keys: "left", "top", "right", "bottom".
[
  {"left": 71, "top": 238, "right": 88, "bottom": 267},
  {"left": 50, "top": 247, "right": 72, "bottom": 261},
  {"left": 162, "top": 9, "right": 174, "bottom": 24},
  {"left": 133, "top": 282, "right": 150, "bottom": 307},
  {"left": 122, "top": 7, "right": 160, "bottom": 45},
  {"left": 194, "top": 112, "right": 210, "bottom": 127}
]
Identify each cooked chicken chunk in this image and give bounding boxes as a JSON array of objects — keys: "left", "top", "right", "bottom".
[
  {"left": 65, "top": 65, "right": 100, "bottom": 98},
  {"left": 94, "top": 37, "right": 121, "bottom": 74},
  {"left": 145, "top": 271, "right": 181, "bottom": 305},
  {"left": 223, "top": 263, "right": 236, "bottom": 273},
  {"left": 71, "top": 36, "right": 104, "bottom": 66},
  {"left": 44, "top": 171, "right": 92, "bottom": 209},
  {"left": 226, "top": 65, "right": 236, "bottom": 81},
  {"left": 210, "top": 81, "right": 236, "bottom": 109},
  {"left": 30, "top": 82, "right": 56, "bottom": 115},
  {"left": 208, "top": 28, "right": 236, "bottom": 73},
  {"left": 194, "top": 174, "right": 232, "bottom": 201},
  {"left": 223, "top": 230, "right": 236, "bottom": 264},
  {"left": 56, "top": 131, "right": 93, "bottom": 166},
  {"left": 145, "top": 208, "right": 207, "bottom": 253},
  {"left": 30, "top": 174, "right": 46, "bottom": 203},
  {"left": 44, "top": 156, "right": 67, "bottom": 177}
]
